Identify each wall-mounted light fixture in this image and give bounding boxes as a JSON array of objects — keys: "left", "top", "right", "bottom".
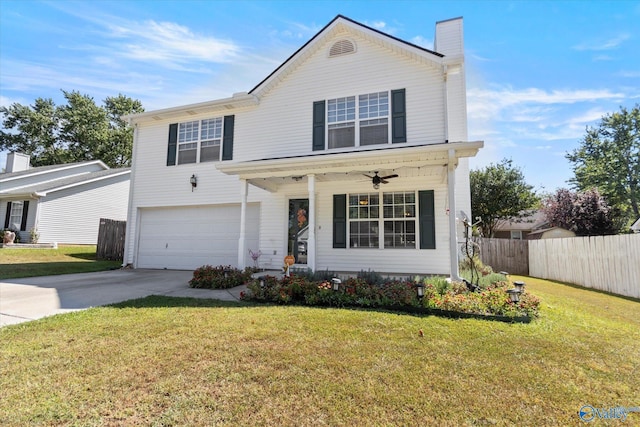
[{"left": 190, "top": 174, "right": 197, "bottom": 191}]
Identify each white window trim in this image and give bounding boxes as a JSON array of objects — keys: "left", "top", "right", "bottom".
[
  {"left": 510, "top": 230, "right": 523, "bottom": 240},
  {"left": 347, "top": 191, "right": 417, "bottom": 249},
  {"left": 325, "top": 91, "right": 390, "bottom": 150},
  {"left": 177, "top": 117, "right": 224, "bottom": 165}
]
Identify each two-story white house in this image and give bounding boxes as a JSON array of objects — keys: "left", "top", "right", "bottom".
[{"left": 123, "top": 15, "right": 482, "bottom": 278}]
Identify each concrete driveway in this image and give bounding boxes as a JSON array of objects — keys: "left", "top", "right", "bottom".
[{"left": 0, "top": 269, "right": 245, "bottom": 327}]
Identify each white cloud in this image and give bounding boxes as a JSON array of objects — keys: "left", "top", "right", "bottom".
[
  {"left": 107, "top": 20, "right": 240, "bottom": 64},
  {"left": 573, "top": 33, "right": 630, "bottom": 51},
  {"left": 617, "top": 70, "right": 640, "bottom": 78},
  {"left": 411, "top": 35, "right": 434, "bottom": 50},
  {"left": 369, "top": 20, "right": 387, "bottom": 30}
]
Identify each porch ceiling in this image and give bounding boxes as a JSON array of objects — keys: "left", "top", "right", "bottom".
[{"left": 217, "top": 140, "right": 483, "bottom": 192}]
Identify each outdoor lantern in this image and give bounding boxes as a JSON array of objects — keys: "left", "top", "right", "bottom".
[
  {"left": 513, "top": 281, "right": 525, "bottom": 293},
  {"left": 190, "top": 174, "right": 197, "bottom": 191},
  {"left": 331, "top": 278, "right": 342, "bottom": 291},
  {"left": 416, "top": 282, "right": 425, "bottom": 299},
  {"left": 499, "top": 271, "right": 509, "bottom": 277},
  {"left": 506, "top": 289, "right": 521, "bottom": 303}
]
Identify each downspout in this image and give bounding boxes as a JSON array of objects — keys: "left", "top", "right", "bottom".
[
  {"left": 448, "top": 149, "right": 460, "bottom": 281},
  {"left": 443, "top": 64, "right": 449, "bottom": 144},
  {"left": 444, "top": 65, "right": 460, "bottom": 281},
  {"left": 122, "top": 121, "right": 138, "bottom": 268}
]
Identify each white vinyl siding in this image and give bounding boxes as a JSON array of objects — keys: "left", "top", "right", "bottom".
[
  {"left": 233, "top": 32, "right": 445, "bottom": 162},
  {"left": 37, "top": 175, "right": 130, "bottom": 244}
]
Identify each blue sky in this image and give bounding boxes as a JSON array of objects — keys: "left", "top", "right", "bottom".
[{"left": 1, "top": 0, "right": 639, "bottom": 192}]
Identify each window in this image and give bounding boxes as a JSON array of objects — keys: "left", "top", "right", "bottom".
[
  {"left": 511, "top": 230, "right": 523, "bottom": 240},
  {"left": 347, "top": 192, "right": 416, "bottom": 249},
  {"left": 359, "top": 92, "right": 389, "bottom": 146},
  {"left": 383, "top": 192, "right": 416, "bottom": 248},
  {"left": 328, "top": 96, "right": 356, "bottom": 148},
  {"left": 348, "top": 193, "right": 379, "bottom": 248},
  {"left": 9, "top": 201, "right": 23, "bottom": 229},
  {"left": 327, "top": 91, "right": 389, "bottom": 149},
  {"left": 177, "top": 117, "right": 223, "bottom": 165}
]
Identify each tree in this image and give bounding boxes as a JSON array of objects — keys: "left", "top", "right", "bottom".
[
  {"left": 470, "top": 158, "right": 539, "bottom": 237},
  {"left": 541, "top": 188, "right": 619, "bottom": 236},
  {"left": 0, "top": 90, "right": 144, "bottom": 168},
  {"left": 566, "top": 104, "right": 639, "bottom": 227}
]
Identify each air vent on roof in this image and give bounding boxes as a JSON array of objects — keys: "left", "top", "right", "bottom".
[{"left": 329, "top": 39, "right": 356, "bottom": 57}]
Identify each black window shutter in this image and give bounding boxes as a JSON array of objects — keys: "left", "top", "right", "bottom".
[
  {"left": 167, "top": 123, "right": 178, "bottom": 166},
  {"left": 222, "top": 115, "right": 235, "bottom": 160},
  {"left": 333, "top": 194, "right": 347, "bottom": 248},
  {"left": 312, "top": 101, "right": 326, "bottom": 151},
  {"left": 4, "top": 201, "right": 11, "bottom": 228},
  {"left": 418, "top": 190, "right": 436, "bottom": 249},
  {"left": 20, "top": 201, "right": 29, "bottom": 231},
  {"left": 391, "top": 89, "right": 406, "bottom": 143}
]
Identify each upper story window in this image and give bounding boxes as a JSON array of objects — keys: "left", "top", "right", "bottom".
[
  {"left": 313, "top": 89, "right": 404, "bottom": 152},
  {"left": 167, "top": 115, "right": 234, "bottom": 166},
  {"left": 177, "top": 118, "right": 223, "bottom": 164},
  {"left": 327, "top": 92, "right": 389, "bottom": 149}
]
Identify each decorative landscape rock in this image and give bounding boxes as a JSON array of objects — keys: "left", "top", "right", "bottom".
[{"left": 3, "top": 230, "right": 16, "bottom": 245}]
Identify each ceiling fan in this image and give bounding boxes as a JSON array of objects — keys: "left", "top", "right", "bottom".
[{"left": 364, "top": 171, "right": 398, "bottom": 189}]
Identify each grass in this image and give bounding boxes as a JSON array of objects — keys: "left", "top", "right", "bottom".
[
  {"left": 0, "top": 245, "right": 121, "bottom": 279},
  {"left": 1, "top": 276, "right": 639, "bottom": 426}
]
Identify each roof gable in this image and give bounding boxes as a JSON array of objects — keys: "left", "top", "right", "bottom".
[{"left": 249, "top": 15, "right": 445, "bottom": 98}]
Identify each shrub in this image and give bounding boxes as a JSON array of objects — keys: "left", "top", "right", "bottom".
[
  {"left": 189, "top": 265, "right": 252, "bottom": 289},
  {"left": 242, "top": 271, "right": 540, "bottom": 319},
  {"left": 357, "top": 269, "right": 385, "bottom": 286}
]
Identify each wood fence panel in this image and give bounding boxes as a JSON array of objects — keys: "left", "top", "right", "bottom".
[
  {"left": 477, "top": 238, "right": 529, "bottom": 275},
  {"left": 529, "top": 234, "right": 640, "bottom": 299},
  {"left": 96, "top": 218, "right": 126, "bottom": 261}
]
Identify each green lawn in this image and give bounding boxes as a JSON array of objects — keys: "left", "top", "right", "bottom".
[
  {"left": 0, "top": 245, "right": 121, "bottom": 279},
  {"left": 1, "top": 276, "right": 638, "bottom": 426}
]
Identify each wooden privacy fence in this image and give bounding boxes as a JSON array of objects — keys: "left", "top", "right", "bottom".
[
  {"left": 529, "top": 234, "right": 640, "bottom": 299},
  {"left": 96, "top": 218, "right": 126, "bottom": 261},
  {"left": 477, "top": 238, "right": 529, "bottom": 275}
]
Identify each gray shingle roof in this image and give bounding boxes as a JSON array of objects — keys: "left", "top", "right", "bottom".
[{"left": 1, "top": 168, "right": 130, "bottom": 196}]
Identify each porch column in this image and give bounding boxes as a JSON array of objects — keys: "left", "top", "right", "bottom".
[
  {"left": 238, "top": 178, "right": 248, "bottom": 269},
  {"left": 307, "top": 174, "right": 316, "bottom": 271},
  {"left": 448, "top": 149, "right": 460, "bottom": 281}
]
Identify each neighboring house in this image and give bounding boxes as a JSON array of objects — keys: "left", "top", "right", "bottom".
[
  {"left": 526, "top": 226, "right": 576, "bottom": 240},
  {"left": 0, "top": 152, "right": 130, "bottom": 244},
  {"left": 493, "top": 211, "right": 548, "bottom": 240},
  {"left": 123, "top": 15, "right": 483, "bottom": 278},
  {"left": 632, "top": 218, "right": 640, "bottom": 234}
]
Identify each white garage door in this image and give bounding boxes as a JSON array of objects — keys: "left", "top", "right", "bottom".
[{"left": 136, "top": 204, "right": 259, "bottom": 270}]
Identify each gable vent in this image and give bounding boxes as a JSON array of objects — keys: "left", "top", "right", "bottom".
[{"left": 329, "top": 39, "right": 356, "bottom": 57}]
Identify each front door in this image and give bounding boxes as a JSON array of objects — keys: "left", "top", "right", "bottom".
[{"left": 288, "top": 199, "right": 309, "bottom": 265}]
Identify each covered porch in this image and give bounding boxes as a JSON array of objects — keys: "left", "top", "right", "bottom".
[{"left": 217, "top": 141, "right": 482, "bottom": 279}]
